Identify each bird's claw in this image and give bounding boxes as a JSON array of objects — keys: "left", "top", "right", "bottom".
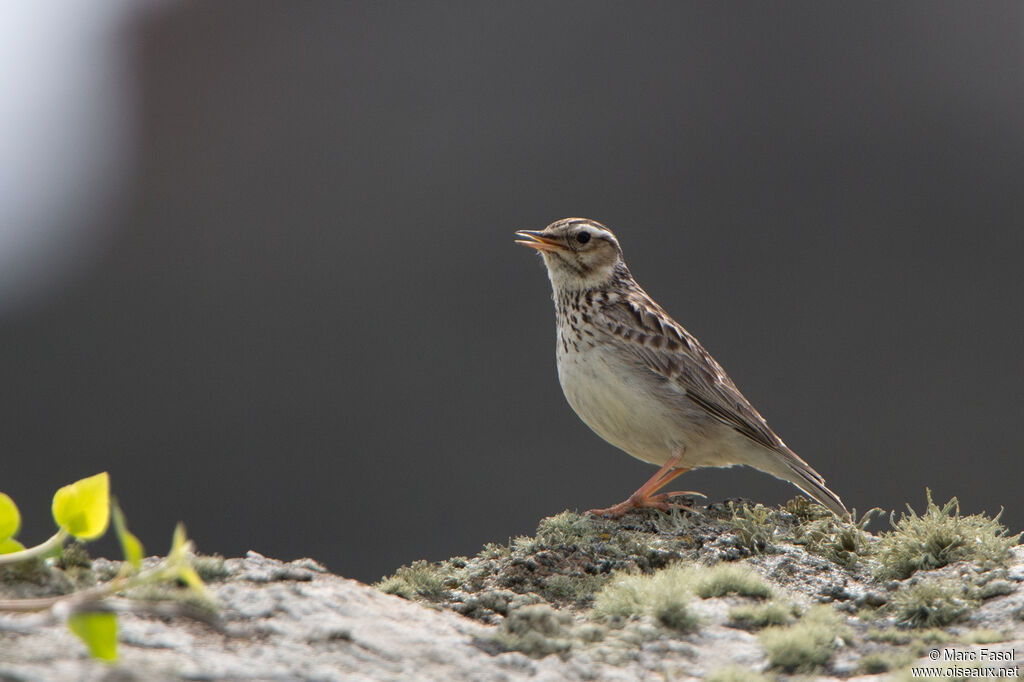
[{"left": 586, "top": 491, "right": 704, "bottom": 519}]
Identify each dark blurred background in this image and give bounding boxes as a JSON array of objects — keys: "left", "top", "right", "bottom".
[{"left": 1, "top": 2, "right": 1021, "bottom": 582}]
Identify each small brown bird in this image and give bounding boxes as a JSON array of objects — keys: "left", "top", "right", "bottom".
[{"left": 516, "top": 218, "right": 849, "bottom": 519}]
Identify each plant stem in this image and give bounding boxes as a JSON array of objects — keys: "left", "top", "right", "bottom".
[
  {"left": 0, "top": 529, "right": 67, "bottom": 566},
  {"left": 0, "top": 582, "right": 116, "bottom": 612}
]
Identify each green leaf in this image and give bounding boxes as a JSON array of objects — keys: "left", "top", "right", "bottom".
[
  {"left": 167, "top": 523, "right": 209, "bottom": 596},
  {"left": 68, "top": 611, "right": 118, "bottom": 661},
  {"left": 0, "top": 492, "right": 20, "bottom": 541},
  {"left": 0, "top": 537, "right": 26, "bottom": 554},
  {"left": 169, "top": 522, "right": 190, "bottom": 560},
  {"left": 178, "top": 565, "right": 206, "bottom": 592},
  {"left": 52, "top": 472, "right": 110, "bottom": 540},
  {"left": 111, "top": 499, "right": 144, "bottom": 569}
]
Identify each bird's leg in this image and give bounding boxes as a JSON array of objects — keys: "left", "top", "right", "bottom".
[{"left": 586, "top": 453, "right": 702, "bottom": 519}]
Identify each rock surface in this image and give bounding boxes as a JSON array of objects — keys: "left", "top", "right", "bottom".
[
  {"left": 3, "top": 552, "right": 628, "bottom": 682},
  {"left": 1, "top": 498, "right": 1022, "bottom": 681}
]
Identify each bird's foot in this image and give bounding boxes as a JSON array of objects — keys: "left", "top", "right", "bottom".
[{"left": 586, "top": 490, "right": 705, "bottom": 519}]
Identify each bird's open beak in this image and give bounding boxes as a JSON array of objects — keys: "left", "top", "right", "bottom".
[{"left": 515, "top": 230, "right": 563, "bottom": 252}]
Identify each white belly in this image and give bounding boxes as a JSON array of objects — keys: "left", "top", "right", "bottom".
[
  {"left": 556, "top": 339, "right": 786, "bottom": 474},
  {"left": 557, "top": 342, "right": 698, "bottom": 466}
]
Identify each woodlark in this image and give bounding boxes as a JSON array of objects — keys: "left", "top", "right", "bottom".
[{"left": 516, "top": 218, "right": 849, "bottom": 520}]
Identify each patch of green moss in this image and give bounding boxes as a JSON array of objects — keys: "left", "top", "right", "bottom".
[
  {"left": 865, "top": 626, "right": 955, "bottom": 654},
  {"left": 875, "top": 489, "right": 1021, "bottom": 581},
  {"left": 724, "top": 502, "right": 776, "bottom": 553},
  {"left": 192, "top": 554, "right": 229, "bottom": 582},
  {"left": 509, "top": 511, "right": 677, "bottom": 572},
  {"left": 542, "top": 573, "right": 609, "bottom": 604},
  {"left": 654, "top": 596, "right": 699, "bottom": 631},
  {"left": 794, "top": 508, "right": 880, "bottom": 569},
  {"left": 592, "top": 563, "right": 699, "bottom": 632},
  {"left": 858, "top": 650, "right": 913, "bottom": 674},
  {"left": 706, "top": 665, "right": 771, "bottom": 682},
  {"left": 728, "top": 601, "right": 798, "bottom": 629},
  {"left": 57, "top": 541, "right": 92, "bottom": 570},
  {"left": 693, "top": 563, "right": 772, "bottom": 599},
  {"left": 651, "top": 505, "right": 696, "bottom": 535},
  {"left": 719, "top": 496, "right": 866, "bottom": 561},
  {"left": 914, "top": 628, "right": 954, "bottom": 646},
  {"left": 515, "top": 511, "right": 601, "bottom": 554},
  {"left": 478, "top": 542, "right": 510, "bottom": 561},
  {"left": 376, "top": 559, "right": 449, "bottom": 601},
  {"left": 758, "top": 605, "right": 848, "bottom": 673},
  {"left": 855, "top": 603, "right": 886, "bottom": 621},
  {"left": 889, "top": 578, "right": 974, "bottom": 628},
  {"left": 53, "top": 542, "right": 96, "bottom": 589},
  {"left": 491, "top": 603, "right": 579, "bottom": 658},
  {"left": 784, "top": 495, "right": 834, "bottom": 522}
]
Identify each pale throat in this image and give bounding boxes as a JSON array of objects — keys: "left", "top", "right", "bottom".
[{"left": 542, "top": 254, "right": 618, "bottom": 294}]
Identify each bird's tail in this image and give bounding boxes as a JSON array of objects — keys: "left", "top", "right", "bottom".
[
  {"left": 758, "top": 447, "right": 850, "bottom": 520},
  {"left": 784, "top": 462, "right": 850, "bottom": 520}
]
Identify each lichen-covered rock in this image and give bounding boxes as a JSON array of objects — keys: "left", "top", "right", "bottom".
[
  {"left": 377, "top": 494, "right": 1024, "bottom": 679},
  {"left": 1, "top": 552, "right": 643, "bottom": 681},
  {"left": 1, "top": 493, "right": 1021, "bottom": 680}
]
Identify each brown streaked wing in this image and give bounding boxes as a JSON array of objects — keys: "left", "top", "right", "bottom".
[{"left": 595, "top": 291, "right": 793, "bottom": 457}]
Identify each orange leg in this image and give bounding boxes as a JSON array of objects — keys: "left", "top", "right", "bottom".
[{"left": 586, "top": 453, "right": 704, "bottom": 519}]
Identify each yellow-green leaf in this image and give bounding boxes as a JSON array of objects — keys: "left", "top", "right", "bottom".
[
  {"left": 169, "top": 522, "right": 190, "bottom": 560},
  {"left": 166, "top": 523, "right": 209, "bottom": 596},
  {"left": 111, "top": 500, "right": 143, "bottom": 569},
  {"left": 52, "top": 472, "right": 110, "bottom": 540},
  {"left": 177, "top": 565, "right": 207, "bottom": 593},
  {"left": 0, "top": 537, "right": 25, "bottom": 554},
  {"left": 68, "top": 611, "right": 118, "bottom": 661},
  {"left": 0, "top": 492, "right": 19, "bottom": 541}
]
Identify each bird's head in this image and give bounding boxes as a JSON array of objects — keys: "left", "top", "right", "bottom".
[{"left": 515, "top": 218, "right": 625, "bottom": 292}]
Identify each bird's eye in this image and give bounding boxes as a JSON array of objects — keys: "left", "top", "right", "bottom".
[{"left": 576, "top": 232, "right": 591, "bottom": 244}]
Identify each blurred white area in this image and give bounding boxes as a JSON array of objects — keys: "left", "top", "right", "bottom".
[{"left": 0, "top": 1, "right": 138, "bottom": 313}]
